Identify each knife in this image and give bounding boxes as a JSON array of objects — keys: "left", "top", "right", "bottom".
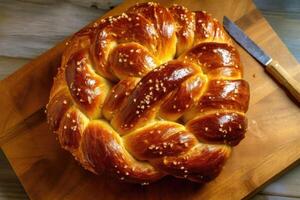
[{"left": 223, "top": 16, "right": 300, "bottom": 103}]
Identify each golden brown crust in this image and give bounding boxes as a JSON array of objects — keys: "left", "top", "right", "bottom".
[
  {"left": 152, "top": 144, "right": 230, "bottom": 182},
  {"left": 47, "top": 2, "right": 250, "bottom": 184},
  {"left": 111, "top": 60, "right": 201, "bottom": 134},
  {"left": 167, "top": 4, "right": 195, "bottom": 56},
  {"left": 124, "top": 122, "right": 198, "bottom": 160},
  {"left": 82, "top": 121, "right": 163, "bottom": 182},
  {"left": 187, "top": 111, "right": 248, "bottom": 146}
]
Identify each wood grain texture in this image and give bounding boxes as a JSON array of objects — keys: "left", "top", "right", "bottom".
[
  {"left": 0, "top": 0, "right": 107, "bottom": 58},
  {"left": 0, "top": 151, "right": 28, "bottom": 200},
  {"left": 252, "top": 2, "right": 300, "bottom": 198},
  {"left": 0, "top": 57, "right": 29, "bottom": 80},
  {"left": 0, "top": 0, "right": 297, "bottom": 199},
  {"left": 252, "top": 195, "right": 300, "bottom": 200},
  {"left": 266, "top": 59, "right": 300, "bottom": 103},
  {"left": 262, "top": 164, "right": 300, "bottom": 197},
  {"left": 253, "top": 0, "right": 300, "bottom": 61},
  {"left": 67, "top": 0, "right": 122, "bottom": 9}
]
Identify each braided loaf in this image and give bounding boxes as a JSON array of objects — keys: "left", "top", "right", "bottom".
[{"left": 46, "top": 2, "right": 250, "bottom": 184}]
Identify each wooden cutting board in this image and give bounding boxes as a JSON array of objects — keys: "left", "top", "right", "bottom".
[{"left": 0, "top": 0, "right": 300, "bottom": 199}]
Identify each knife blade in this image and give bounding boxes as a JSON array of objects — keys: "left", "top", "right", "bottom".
[
  {"left": 223, "top": 16, "right": 272, "bottom": 66},
  {"left": 223, "top": 16, "right": 300, "bottom": 104}
]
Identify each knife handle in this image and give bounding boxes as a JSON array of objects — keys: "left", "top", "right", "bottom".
[{"left": 266, "top": 59, "right": 300, "bottom": 103}]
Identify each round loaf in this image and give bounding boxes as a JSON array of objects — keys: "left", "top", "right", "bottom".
[{"left": 46, "top": 2, "right": 250, "bottom": 184}]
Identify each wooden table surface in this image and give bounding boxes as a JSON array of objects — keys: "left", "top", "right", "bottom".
[{"left": 0, "top": 0, "right": 299, "bottom": 199}]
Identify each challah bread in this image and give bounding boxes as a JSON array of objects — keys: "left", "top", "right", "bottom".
[{"left": 47, "top": 2, "right": 250, "bottom": 184}]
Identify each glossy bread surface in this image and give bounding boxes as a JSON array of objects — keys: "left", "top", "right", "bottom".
[{"left": 47, "top": 2, "right": 250, "bottom": 184}]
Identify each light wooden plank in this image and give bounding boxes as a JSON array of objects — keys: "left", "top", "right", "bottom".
[
  {"left": 257, "top": 14, "right": 300, "bottom": 62},
  {"left": 0, "top": 151, "right": 28, "bottom": 200},
  {"left": 67, "top": 0, "right": 122, "bottom": 9},
  {"left": 17, "top": 0, "right": 122, "bottom": 9},
  {"left": 254, "top": 0, "right": 300, "bottom": 13},
  {"left": 254, "top": 0, "right": 300, "bottom": 61},
  {"left": 0, "top": 56, "right": 30, "bottom": 80},
  {"left": 252, "top": 195, "right": 300, "bottom": 200},
  {"left": 0, "top": 0, "right": 109, "bottom": 59},
  {"left": 259, "top": 165, "right": 300, "bottom": 197}
]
